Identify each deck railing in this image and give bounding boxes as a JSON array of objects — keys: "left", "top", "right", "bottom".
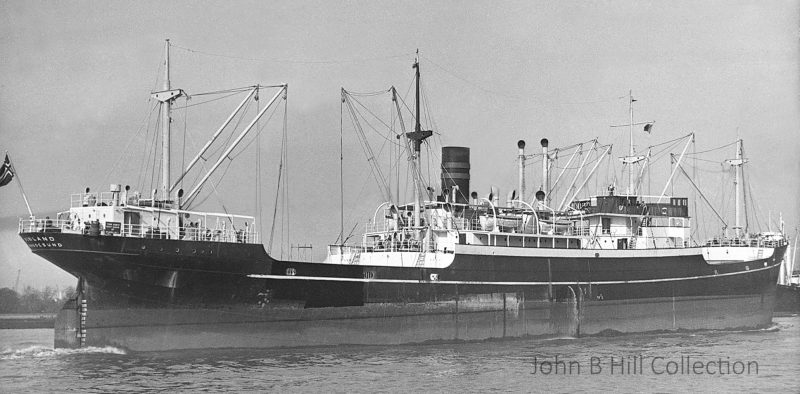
[
  {"left": 70, "top": 192, "right": 118, "bottom": 208},
  {"left": 329, "top": 238, "right": 436, "bottom": 255},
  {"left": 19, "top": 218, "right": 260, "bottom": 244},
  {"left": 703, "top": 237, "right": 786, "bottom": 249},
  {"left": 366, "top": 216, "right": 590, "bottom": 237},
  {"left": 18, "top": 218, "right": 71, "bottom": 233}
]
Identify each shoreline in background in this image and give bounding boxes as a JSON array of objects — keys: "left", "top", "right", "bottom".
[{"left": 0, "top": 314, "right": 56, "bottom": 329}]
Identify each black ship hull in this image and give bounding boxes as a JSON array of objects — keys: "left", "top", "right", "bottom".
[{"left": 21, "top": 232, "right": 784, "bottom": 351}]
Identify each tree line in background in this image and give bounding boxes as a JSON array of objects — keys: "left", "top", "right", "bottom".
[{"left": 0, "top": 286, "right": 75, "bottom": 313}]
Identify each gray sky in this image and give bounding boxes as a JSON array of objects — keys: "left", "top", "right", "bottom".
[{"left": 1, "top": 1, "right": 798, "bottom": 289}]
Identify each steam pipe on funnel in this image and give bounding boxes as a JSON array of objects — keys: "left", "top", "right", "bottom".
[
  {"left": 541, "top": 138, "right": 550, "bottom": 206},
  {"left": 518, "top": 140, "right": 525, "bottom": 206}
]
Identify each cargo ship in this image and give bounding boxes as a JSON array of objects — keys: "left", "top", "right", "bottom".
[{"left": 18, "top": 41, "right": 787, "bottom": 351}]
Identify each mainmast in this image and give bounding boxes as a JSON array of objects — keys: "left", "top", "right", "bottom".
[
  {"left": 612, "top": 90, "right": 651, "bottom": 195},
  {"left": 628, "top": 90, "right": 634, "bottom": 193},
  {"left": 162, "top": 40, "right": 171, "bottom": 202},
  {"left": 405, "top": 54, "right": 432, "bottom": 228},
  {"left": 151, "top": 39, "right": 183, "bottom": 204},
  {"left": 726, "top": 138, "right": 747, "bottom": 237}
]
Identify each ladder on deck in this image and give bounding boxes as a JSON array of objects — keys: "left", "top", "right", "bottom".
[
  {"left": 350, "top": 249, "right": 361, "bottom": 265},
  {"left": 415, "top": 250, "right": 426, "bottom": 267}
]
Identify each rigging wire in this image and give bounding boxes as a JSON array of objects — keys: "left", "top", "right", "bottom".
[
  {"left": 282, "top": 95, "right": 290, "bottom": 259},
  {"left": 103, "top": 102, "right": 159, "bottom": 187},
  {"left": 151, "top": 58, "right": 163, "bottom": 94},
  {"left": 181, "top": 97, "right": 188, "bottom": 196},
  {"left": 420, "top": 71, "right": 440, "bottom": 136},
  {"left": 256, "top": 86, "right": 262, "bottom": 245},
  {"left": 419, "top": 53, "right": 624, "bottom": 106},
  {"left": 684, "top": 140, "right": 739, "bottom": 156},
  {"left": 341, "top": 87, "right": 419, "bottom": 217},
  {"left": 345, "top": 89, "right": 392, "bottom": 97},
  {"left": 267, "top": 142, "right": 283, "bottom": 255},
  {"left": 346, "top": 91, "right": 404, "bottom": 146},
  {"left": 182, "top": 87, "right": 285, "bottom": 219},
  {"left": 148, "top": 107, "right": 163, "bottom": 198},
  {"left": 189, "top": 86, "right": 276, "bottom": 96},
  {"left": 742, "top": 162, "right": 751, "bottom": 233},
  {"left": 342, "top": 93, "right": 393, "bottom": 201},
  {"left": 137, "top": 108, "right": 158, "bottom": 193},
  {"left": 338, "top": 92, "right": 344, "bottom": 244},
  {"left": 171, "top": 43, "right": 414, "bottom": 65},
  {"left": 204, "top": 98, "right": 254, "bottom": 161},
  {"left": 228, "top": 102, "right": 281, "bottom": 159},
  {"left": 747, "top": 176, "right": 764, "bottom": 232},
  {"left": 267, "top": 95, "right": 290, "bottom": 257},
  {"left": 172, "top": 91, "right": 244, "bottom": 110}
]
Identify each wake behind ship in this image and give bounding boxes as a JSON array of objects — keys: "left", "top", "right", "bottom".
[{"left": 17, "top": 41, "right": 787, "bottom": 351}]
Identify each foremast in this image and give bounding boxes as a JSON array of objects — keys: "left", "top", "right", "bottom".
[{"left": 151, "top": 39, "right": 184, "bottom": 206}]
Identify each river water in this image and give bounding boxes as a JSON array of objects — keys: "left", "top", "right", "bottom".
[{"left": 2, "top": 316, "right": 798, "bottom": 392}]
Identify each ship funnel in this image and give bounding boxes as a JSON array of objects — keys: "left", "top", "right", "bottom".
[{"left": 441, "top": 147, "right": 470, "bottom": 204}]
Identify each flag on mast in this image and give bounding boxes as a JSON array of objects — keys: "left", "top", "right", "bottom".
[
  {"left": 1, "top": 152, "right": 33, "bottom": 217},
  {"left": 0, "top": 154, "right": 14, "bottom": 187}
]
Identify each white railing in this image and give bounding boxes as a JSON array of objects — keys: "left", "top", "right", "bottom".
[
  {"left": 330, "top": 238, "right": 436, "bottom": 255},
  {"left": 704, "top": 237, "right": 786, "bottom": 249},
  {"left": 18, "top": 218, "right": 72, "bottom": 233},
  {"left": 19, "top": 217, "right": 260, "bottom": 244},
  {"left": 575, "top": 226, "right": 591, "bottom": 236},
  {"left": 366, "top": 215, "right": 590, "bottom": 237},
  {"left": 363, "top": 238, "right": 436, "bottom": 253},
  {"left": 70, "top": 192, "right": 118, "bottom": 208}
]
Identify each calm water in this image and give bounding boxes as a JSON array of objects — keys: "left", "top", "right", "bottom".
[{"left": 2, "top": 316, "right": 799, "bottom": 392}]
